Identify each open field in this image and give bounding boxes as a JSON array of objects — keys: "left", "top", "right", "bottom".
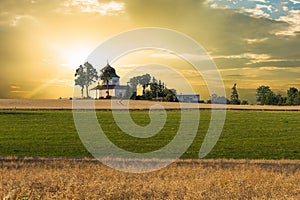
[
  {"left": 1, "top": 99, "right": 300, "bottom": 110},
  {"left": 1, "top": 157, "right": 300, "bottom": 199},
  {"left": 0, "top": 100, "right": 300, "bottom": 199},
  {"left": 1, "top": 99, "right": 300, "bottom": 199},
  {"left": 0, "top": 109, "right": 299, "bottom": 159}
]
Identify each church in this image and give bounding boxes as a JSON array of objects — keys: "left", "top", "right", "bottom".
[{"left": 90, "top": 63, "right": 128, "bottom": 99}]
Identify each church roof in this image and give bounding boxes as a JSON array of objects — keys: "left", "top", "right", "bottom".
[
  {"left": 91, "top": 85, "right": 128, "bottom": 90},
  {"left": 100, "top": 63, "right": 120, "bottom": 78}
]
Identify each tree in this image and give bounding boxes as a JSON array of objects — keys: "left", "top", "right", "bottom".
[
  {"left": 74, "top": 62, "right": 98, "bottom": 98},
  {"left": 138, "top": 74, "right": 151, "bottom": 96},
  {"left": 163, "top": 88, "right": 178, "bottom": 102},
  {"left": 75, "top": 65, "right": 85, "bottom": 98},
  {"left": 256, "top": 85, "right": 273, "bottom": 105},
  {"left": 149, "top": 82, "right": 156, "bottom": 99},
  {"left": 84, "top": 62, "right": 98, "bottom": 98},
  {"left": 286, "top": 87, "right": 298, "bottom": 105},
  {"left": 294, "top": 92, "right": 300, "bottom": 105},
  {"left": 264, "top": 91, "right": 276, "bottom": 105},
  {"left": 276, "top": 94, "right": 286, "bottom": 106},
  {"left": 128, "top": 74, "right": 151, "bottom": 98},
  {"left": 230, "top": 83, "right": 240, "bottom": 105},
  {"left": 144, "top": 90, "right": 152, "bottom": 100},
  {"left": 241, "top": 100, "right": 248, "bottom": 105},
  {"left": 129, "top": 76, "right": 139, "bottom": 99}
]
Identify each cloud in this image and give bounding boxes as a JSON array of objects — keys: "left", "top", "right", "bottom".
[
  {"left": 0, "top": 12, "right": 38, "bottom": 27},
  {"left": 258, "top": 66, "right": 300, "bottom": 74},
  {"left": 61, "top": 0, "right": 125, "bottom": 15},
  {"left": 125, "top": 0, "right": 300, "bottom": 73},
  {"left": 214, "top": 53, "right": 300, "bottom": 68},
  {"left": 248, "top": 0, "right": 268, "bottom": 3},
  {"left": 244, "top": 37, "right": 268, "bottom": 44},
  {"left": 213, "top": 53, "right": 271, "bottom": 64},
  {"left": 9, "top": 85, "right": 27, "bottom": 96},
  {"left": 259, "top": 66, "right": 285, "bottom": 70},
  {"left": 10, "top": 85, "right": 21, "bottom": 89},
  {"left": 219, "top": 67, "right": 252, "bottom": 72},
  {"left": 149, "top": 52, "right": 212, "bottom": 62},
  {"left": 99, "top": 1, "right": 125, "bottom": 15},
  {"left": 275, "top": 10, "right": 300, "bottom": 36},
  {"left": 289, "top": 0, "right": 300, "bottom": 4},
  {"left": 149, "top": 52, "right": 177, "bottom": 59},
  {"left": 241, "top": 4, "right": 271, "bottom": 18},
  {"left": 282, "top": 6, "right": 289, "bottom": 12},
  {"left": 9, "top": 14, "right": 38, "bottom": 27},
  {"left": 210, "top": 3, "right": 229, "bottom": 9}
]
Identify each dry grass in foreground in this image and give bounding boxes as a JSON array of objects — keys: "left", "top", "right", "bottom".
[{"left": 1, "top": 157, "right": 300, "bottom": 199}]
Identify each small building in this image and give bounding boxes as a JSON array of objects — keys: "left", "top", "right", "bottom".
[
  {"left": 176, "top": 94, "right": 200, "bottom": 103},
  {"left": 90, "top": 63, "right": 128, "bottom": 99}
]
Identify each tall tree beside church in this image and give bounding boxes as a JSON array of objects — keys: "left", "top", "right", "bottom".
[
  {"left": 84, "top": 62, "right": 98, "bottom": 98},
  {"left": 230, "top": 83, "right": 240, "bottom": 105},
  {"left": 75, "top": 65, "right": 85, "bottom": 98},
  {"left": 74, "top": 62, "right": 98, "bottom": 98}
]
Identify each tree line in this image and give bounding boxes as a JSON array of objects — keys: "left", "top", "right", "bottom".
[
  {"left": 209, "top": 84, "right": 300, "bottom": 105},
  {"left": 256, "top": 86, "right": 300, "bottom": 105}
]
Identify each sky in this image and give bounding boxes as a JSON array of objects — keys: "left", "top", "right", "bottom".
[{"left": 0, "top": 0, "right": 300, "bottom": 102}]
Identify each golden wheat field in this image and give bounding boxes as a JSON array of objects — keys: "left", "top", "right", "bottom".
[
  {"left": 1, "top": 99, "right": 300, "bottom": 110},
  {"left": 1, "top": 157, "right": 300, "bottom": 199}
]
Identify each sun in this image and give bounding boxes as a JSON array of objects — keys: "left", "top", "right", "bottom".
[
  {"left": 46, "top": 39, "right": 95, "bottom": 70},
  {"left": 60, "top": 45, "right": 94, "bottom": 70}
]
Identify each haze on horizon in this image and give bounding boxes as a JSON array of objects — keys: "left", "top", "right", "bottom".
[{"left": 1, "top": 0, "right": 300, "bottom": 103}]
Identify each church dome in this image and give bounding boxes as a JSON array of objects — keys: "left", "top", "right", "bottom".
[{"left": 101, "top": 63, "right": 120, "bottom": 78}]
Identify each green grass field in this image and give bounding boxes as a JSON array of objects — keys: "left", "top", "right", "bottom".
[{"left": 0, "top": 110, "right": 299, "bottom": 159}]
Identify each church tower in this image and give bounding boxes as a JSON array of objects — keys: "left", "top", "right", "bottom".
[{"left": 100, "top": 62, "right": 120, "bottom": 86}]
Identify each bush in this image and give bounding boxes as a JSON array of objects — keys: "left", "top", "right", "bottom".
[{"left": 241, "top": 100, "right": 249, "bottom": 105}]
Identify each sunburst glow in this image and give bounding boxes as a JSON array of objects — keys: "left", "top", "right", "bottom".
[{"left": 60, "top": 45, "right": 93, "bottom": 69}]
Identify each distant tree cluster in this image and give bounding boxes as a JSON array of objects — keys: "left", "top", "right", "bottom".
[
  {"left": 128, "top": 74, "right": 178, "bottom": 102},
  {"left": 256, "top": 86, "right": 300, "bottom": 105},
  {"left": 207, "top": 83, "right": 248, "bottom": 105},
  {"left": 207, "top": 84, "right": 300, "bottom": 106}
]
